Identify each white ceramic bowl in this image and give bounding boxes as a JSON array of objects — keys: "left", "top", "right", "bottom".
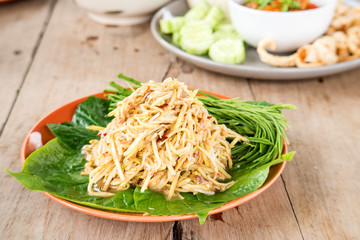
[
  {"left": 75, "top": 0, "right": 173, "bottom": 26},
  {"left": 228, "top": 0, "right": 337, "bottom": 52}
]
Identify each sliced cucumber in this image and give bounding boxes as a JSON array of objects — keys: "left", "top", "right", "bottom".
[
  {"left": 214, "top": 21, "right": 237, "bottom": 33},
  {"left": 209, "top": 38, "right": 245, "bottom": 64},
  {"left": 172, "top": 31, "right": 182, "bottom": 46},
  {"left": 160, "top": 17, "right": 185, "bottom": 34},
  {"left": 184, "top": 0, "right": 211, "bottom": 21},
  {"left": 158, "top": 0, "right": 246, "bottom": 64},
  {"left": 213, "top": 30, "right": 241, "bottom": 42},
  {"left": 180, "top": 21, "right": 214, "bottom": 55},
  {"left": 213, "top": 21, "right": 241, "bottom": 42},
  {"left": 203, "top": 6, "right": 224, "bottom": 28}
]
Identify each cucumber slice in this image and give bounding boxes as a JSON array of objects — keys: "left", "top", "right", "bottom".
[
  {"left": 213, "top": 30, "right": 241, "bottom": 42},
  {"left": 184, "top": 0, "right": 211, "bottom": 21},
  {"left": 209, "top": 38, "right": 245, "bottom": 64},
  {"left": 213, "top": 21, "right": 241, "bottom": 41},
  {"left": 180, "top": 21, "right": 214, "bottom": 55},
  {"left": 203, "top": 6, "right": 224, "bottom": 28},
  {"left": 214, "top": 21, "right": 236, "bottom": 33},
  {"left": 172, "top": 31, "right": 182, "bottom": 46},
  {"left": 160, "top": 17, "right": 185, "bottom": 34}
]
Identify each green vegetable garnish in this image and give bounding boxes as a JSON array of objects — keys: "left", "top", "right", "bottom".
[
  {"left": 8, "top": 74, "right": 295, "bottom": 224},
  {"left": 245, "top": 0, "right": 303, "bottom": 11},
  {"left": 160, "top": 0, "right": 246, "bottom": 64}
]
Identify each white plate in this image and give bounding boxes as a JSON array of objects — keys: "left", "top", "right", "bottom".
[{"left": 150, "top": 0, "right": 360, "bottom": 80}]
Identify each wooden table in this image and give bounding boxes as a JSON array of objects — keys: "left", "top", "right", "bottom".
[{"left": 1, "top": 0, "right": 359, "bottom": 239}]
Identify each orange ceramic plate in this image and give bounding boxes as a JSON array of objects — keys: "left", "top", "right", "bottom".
[{"left": 20, "top": 91, "right": 287, "bottom": 222}]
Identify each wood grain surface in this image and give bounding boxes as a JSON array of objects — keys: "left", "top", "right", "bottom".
[
  {"left": 249, "top": 72, "right": 360, "bottom": 239},
  {"left": 0, "top": 0, "right": 53, "bottom": 133},
  {"left": 0, "top": 0, "right": 359, "bottom": 239}
]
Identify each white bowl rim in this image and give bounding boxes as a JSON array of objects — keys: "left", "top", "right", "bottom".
[{"left": 228, "top": 0, "right": 337, "bottom": 16}]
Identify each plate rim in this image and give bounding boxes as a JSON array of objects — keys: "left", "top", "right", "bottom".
[
  {"left": 20, "top": 91, "right": 287, "bottom": 222},
  {"left": 150, "top": 0, "right": 360, "bottom": 80}
]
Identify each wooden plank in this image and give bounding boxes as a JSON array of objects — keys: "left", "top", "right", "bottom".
[
  {"left": 4, "top": 0, "right": 358, "bottom": 238},
  {"left": 181, "top": 181, "right": 302, "bottom": 240},
  {"left": 41, "top": 202, "right": 172, "bottom": 240},
  {"left": 249, "top": 68, "right": 360, "bottom": 239},
  {"left": 162, "top": 57, "right": 253, "bottom": 99},
  {"left": 0, "top": 0, "right": 53, "bottom": 132},
  {"left": 0, "top": 0, "right": 173, "bottom": 239},
  {"left": 167, "top": 62, "right": 302, "bottom": 239}
]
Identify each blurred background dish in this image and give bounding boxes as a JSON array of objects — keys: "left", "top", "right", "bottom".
[
  {"left": 187, "top": 0, "right": 229, "bottom": 18},
  {"left": 74, "top": 0, "right": 173, "bottom": 26},
  {"left": 228, "top": 0, "right": 337, "bottom": 53},
  {"left": 151, "top": 0, "right": 360, "bottom": 79}
]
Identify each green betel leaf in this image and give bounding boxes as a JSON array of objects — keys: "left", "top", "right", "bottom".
[
  {"left": 47, "top": 96, "right": 113, "bottom": 150},
  {"left": 48, "top": 122, "right": 99, "bottom": 150},
  {"left": 72, "top": 96, "right": 113, "bottom": 127},
  {"left": 280, "top": 151, "right": 296, "bottom": 161},
  {"left": 196, "top": 165, "right": 269, "bottom": 203},
  {"left": 196, "top": 210, "right": 211, "bottom": 224},
  {"left": 7, "top": 138, "right": 137, "bottom": 212},
  {"left": 133, "top": 187, "right": 224, "bottom": 217}
]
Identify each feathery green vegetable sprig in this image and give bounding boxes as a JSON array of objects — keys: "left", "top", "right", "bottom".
[{"left": 245, "top": 0, "right": 302, "bottom": 11}]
